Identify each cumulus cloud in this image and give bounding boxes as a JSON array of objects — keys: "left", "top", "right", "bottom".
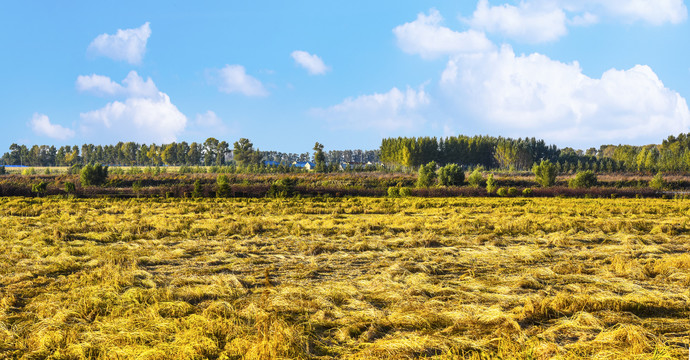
[
  {"left": 312, "top": 85, "right": 430, "bottom": 131},
  {"left": 440, "top": 45, "right": 690, "bottom": 146},
  {"left": 291, "top": 51, "right": 330, "bottom": 75},
  {"left": 215, "top": 65, "right": 268, "bottom": 97},
  {"left": 468, "top": 0, "right": 568, "bottom": 43},
  {"left": 393, "top": 9, "right": 494, "bottom": 59},
  {"left": 77, "top": 72, "right": 187, "bottom": 143},
  {"left": 88, "top": 22, "right": 151, "bottom": 64},
  {"left": 76, "top": 71, "right": 158, "bottom": 98},
  {"left": 30, "top": 113, "right": 75, "bottom": 140}
]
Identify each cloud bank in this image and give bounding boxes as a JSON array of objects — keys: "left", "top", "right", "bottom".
[{"left": 440, "top": 45, "right": 690, "bottom": 146}]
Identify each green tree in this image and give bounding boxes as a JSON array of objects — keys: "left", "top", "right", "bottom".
[
  {"left": 192, "top": 179, "right": 203, "bottom": 198},
  {"left": 233, "top": 138, "right": 255, "bottom": 167},
  {"left": 313, "top": 142, "right": 326, "bottom": 173},
  {"left": 467, "top": 169, "right": 484, "bottom": 188},
  {"left": 486, "top": 173, "right": 497, "bottom": 194},
  {"left": 64, "top": 181, "right": 76, "bottom": 194},
  {"left": 437, "top": 164, "right": 464, "bottom": 186},
  {"left": 568, "top": 170, "right": 597, "bottom": 189},
  {"left": 532, "top": 160, "right": 558, "bottom": 187},
  {"left": 31, "top": 182, "right": 47, "bottom": 197},
  {"left": 649, "top": 172, "right": 666, "bottom": 190},
  {"left": 416, "top": 161, "right": 437, "bottom": 188},
  {"left": 216, "top": 174, "right": 231, "bottom": 197},
  {"left": 80, "top": 163, "right": 108, "bottom": 186}
]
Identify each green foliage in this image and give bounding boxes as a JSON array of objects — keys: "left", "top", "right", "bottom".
[
  {"left": 132, "top": 180, "right": 143, "bottom": 197},
  {"left": 496, "top": 187, "right": 508, "bottom": 197},
  {"left": 64, "top": 182, "right": 75, "bottom": 194},
  {"left": 80, "top": 163, "right": 108, "bottom": 186},
  {"left": 44, "top": 168, "right": 51, "bottom": 175},
  {"left": 216, "top": 174, "right": 231, "bottom": 198},
  {"left": 649, "top": 172, "right": 666, "bottom": 190},
  {"left": 387, "top": 186, "right": 399, "bottom": 197},
  {"left": 68, "top": 164, "right": 82, "bottom": 175},
  {"left": 416, "top": 161, "right": 437, "bottom": 188},
  {"left": 267, "top": 177, "right": 297, "bottom": 198},
  {"left": 22, "top": 167, "right": 35, "bottom": 175},
  {"left": 467, "top": 169, "right": 484, "bottom": 188},
  {"left": 507, "top": 187, "right": 519, "bottom": 196},
  {"left": 486, "top": 173, "right": 497, "bottom": 194},
  {"left": 437, "top": 164, "right": 465, "bottom": 186},
  {"left": 399, "top": 187, "right": 412, "bottom": 197},
  {"left": 532, "top": 159, "right": 558, "bottom": 187},
  {"left": 522, "top": 188, "right": 533, "bottom": 196},
  {"left": 192, "top": 179, "right": 203, "bottom": 198},
  {"left": 31, "top": 181, "right": 47, "bottom": 196},
  {"left": 0, "top": 165, "right": 5, "bottom": 175},
  {"left": 569, "top": 170, "right": 598, "bottom": 189},
  {"left": 313, "top": 142, "right": 326, "bottom": 173}
]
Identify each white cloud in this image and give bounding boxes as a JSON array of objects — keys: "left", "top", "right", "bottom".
[
  {"left": 77, "top": 72, "right": 187, "bottom": 143},
  {"left": 440, "top": 45, "right": 690, "bottom": 146},
  {"left": 88, "top": 22, "right": 151, "bottom": 64},
  {"left": 291, "top": 50, "right": 330, "bottom": 75},
  {"left": 80, "top": 95, "right": 186, "bottom": 143},
  {"left": 312, "top": 85, "right": 430, "bottom": 131},
  {"left": 468, "top": 0, "right": 568, "bottom": 43},
  {"left": 30, "top": 113, "right": 75, "bottom": 140},
  {"left": 76, "top": 71, "right": 158, "bottom": 98},
  {"left": 216, "top": 65, "right": 268, "bottom": 97},
  {"left": 393, "top": 9, "right": 494, "bottom": 59},
  {"left": 563, "top": 0, "right": 687, "bottom": 25},
  {"left": 187, "top": 110, "right": 230, "bottom": 137}
]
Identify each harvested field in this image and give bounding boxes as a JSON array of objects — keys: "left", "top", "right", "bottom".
[{"left": 0, "top": 197, "right": 689, "bottom": 359}]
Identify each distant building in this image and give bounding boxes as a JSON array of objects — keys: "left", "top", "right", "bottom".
[{"left": 292, "top": 161, "right": 316, "bottom": 170}]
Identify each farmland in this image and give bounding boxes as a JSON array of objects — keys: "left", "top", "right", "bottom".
[{"left": 1, "top": 196, "right": 689, "bottom": 359}]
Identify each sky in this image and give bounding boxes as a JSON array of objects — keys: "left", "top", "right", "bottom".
[{"left": 1, "top": 1, "right": 689, "bottom": 153}]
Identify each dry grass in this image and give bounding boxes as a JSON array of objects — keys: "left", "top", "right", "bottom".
[{"left": 0, "top": 197, "right": 689, "bottom": 359}]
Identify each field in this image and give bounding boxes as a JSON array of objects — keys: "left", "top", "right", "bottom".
[{"left": 1, "top": 197, "right": 689, "bottom": 359}]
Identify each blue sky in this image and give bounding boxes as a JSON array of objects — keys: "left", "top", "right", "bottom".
[{"left": 1, "top": 1, "right": 689, "bottom": 153}]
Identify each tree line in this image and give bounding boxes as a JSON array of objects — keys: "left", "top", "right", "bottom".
[
  {"left": 0, "top": 138, "right": 380, "bottom": 170},
  {"left": 380, "top": 134, "right": 690, "bottom": 173}
]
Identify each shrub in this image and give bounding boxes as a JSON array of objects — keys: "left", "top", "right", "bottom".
[
  {"left": 399, "top": 187, "right": 412, "bottom": 197},
  {"left": 507, "top": 187, "right": 519, "bottom": 196},
  {"left": 68, "top": 164, "right": 82, "bottom": 175},
  {"left": 649, "top": 172, "right": 666, "bottom": 190},
  {"left": 22, "top": 167, "right": 35, "bottom": 176},
  {"left": 132, "top": 180, "right": 143, "bottom": 197},
  {"left": 64, "top": 182, "right": 76, "bottom": 194},
  {"left": 0, "top": 165, "right": 5, "bottom": 175},
  {"left": 416, "top": 162, "right": 438, "bottom": 188},
  {"left": 467, "top": 169, "right": 484, "bottom": 188},
  {"left": 387, "top": 186, "right": 399, "bottom": 197},
  {"left": 496, "top": 187, "right": 508, "bottom": 197},
  {"left": 522, "top": 188, "right": 533, "bottom": 196},
  {"left": 31, "top": 182, "right": 47, "bottom": 196},
  {"left": 486, "top": 173, "right": 497, "bottom": 194},
  {"left": 267, "top": 177, "right": 297, "bottom": 198},
  {"left": 437, "top": 164, "right": 465, "bottom": 187},
  {"left": 532, "top": 160, "right": 557, "bottom": 187},
  {"left": 192, "top": 179, "right": 203, "bottom": 198},
  {"left": 216, "top": 174, "right": 231, "bottom": 197},
  {"left": 568, "top": 170, "right": 597, "bottom": 189},
  {"left": 80, "top": 163, "right": 108, "bottom": 186}
]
